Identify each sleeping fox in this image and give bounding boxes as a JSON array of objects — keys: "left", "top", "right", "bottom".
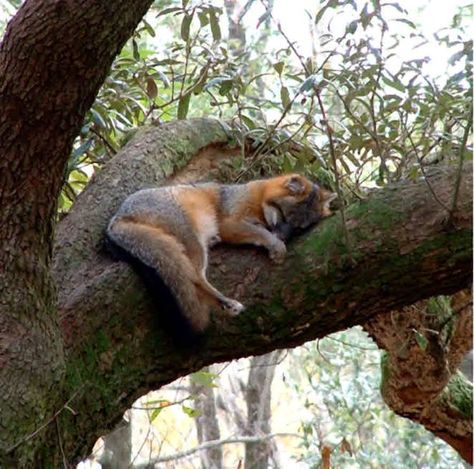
[{"left": 106, "top": 174, "right": 336, "bottom": 339}]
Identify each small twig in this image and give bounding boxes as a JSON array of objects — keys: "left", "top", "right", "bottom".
[
  {"left": 55, "top": 419, "right": 68, "bottom": 468},
  {"left": 129, "top": 420, "right": 153, "bottom": 468},
  {"left": 6, "top": 385, "right": 85, "bottom": 454},
  {"left": 368, "top": 28, "right": 386, "bottom": 170},
  {"left": 316, "top": 338, "right": 333, "bottom": 366},
  {"left": 142, "top": 433, "right": 302, "bottom": 465},
  {"left": 402, "top": 121, "right": 450, "bottom": 213},
  {"left": 326, "top": 335, "right": 379, "bottom": 351},
  {"left": 234, "top": 89, "right": 301, "bottom": 182},
  {"left": 315, "top": 88, "right": 352, "bottom": 256},
  {"left": 448, "top": 102, "right": 473, "bottom": 223},
  {"left": 89, "top": 126, "right": 117, "bottom": 156}
]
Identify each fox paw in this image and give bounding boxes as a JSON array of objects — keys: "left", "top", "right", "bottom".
[
  {"left": 269, "top": 240, "right": 287, "bottom": 264},
  {"left": 221, "top": 298, "right": 245, "bottom": 317}
]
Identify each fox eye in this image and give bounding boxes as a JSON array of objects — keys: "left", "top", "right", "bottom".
[{"left": 285, "top": 175, "right": 305, "bottom": 195}]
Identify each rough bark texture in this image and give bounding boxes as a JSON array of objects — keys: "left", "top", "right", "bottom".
[
  {"left": 245, "top": 351, "right": 282, "bottom": 469},
  {"left": 364, "top": 291, "right": 473, "bottom": 463},
  {"left": 190, "top": 369, "right": 223, "bottom": 469},
  {"left": 0, "top": 0, "right": 154, "bottom": 465},
  {"left": 49, "top": 118, "right": 472, "bottom": 463}
]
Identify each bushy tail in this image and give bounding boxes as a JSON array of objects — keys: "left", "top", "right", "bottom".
[{"left": 106, "top": 220, "right": 210, "bottom": 344}]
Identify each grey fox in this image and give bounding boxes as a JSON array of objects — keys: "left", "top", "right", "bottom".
[{"left": 106, "top": 174, "right": 336, "bottom": 341}]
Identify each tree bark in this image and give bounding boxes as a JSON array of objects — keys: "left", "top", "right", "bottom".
[
  {"left": 245, "top": 351, "right": 283, "bottom": 469},
  {"left": 364, "top": 291, "right": 473, "bottom": 463},
  {"left": 48, "top": 118, "right": 471, "bottom": 463},
  {"left": 190, "top": 369, "right": 223, "bottom": 469},
  {"left": 0, "top": 0, "right": 154, "bottom": 465}
]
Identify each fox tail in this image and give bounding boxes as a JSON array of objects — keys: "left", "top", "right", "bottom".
[{"left": 105, "top": 219, "right": 210, "bottom": 345}]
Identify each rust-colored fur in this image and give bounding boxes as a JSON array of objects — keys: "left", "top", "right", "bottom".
[{"left": 106, "top": 174, "right": 335, "bottom": 341}]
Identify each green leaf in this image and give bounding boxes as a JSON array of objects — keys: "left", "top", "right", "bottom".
[
  {"left": 219, "top": 79, "right": 233, "bottom": 96},
  {"left": 300, "top": 75, "right": 316, "bottom": 92},
  {"left": 209, "top": 8, "right": 221, "bottom": 42},
  {"left": 414, "top": 330, "right": 428, "bottom": 351},
  {"left": 90, "top": 109, "right": 107, "bottom": 129},
  {"left": 273, "top": 61, "right": 285, "bottom": 76},
  {"left": 192, "top": 371, "right": 218, "bottom": 388},
  {"left": 257, "top": 10, "right": 272, "bottom": 28},
  {"left": 315, "top": 5, "right": 329, "bottom": 25},
  {"left": 132, "top": 39, "right": 140, "bottom": 61},
  {"left": 156, "top": 7, "right": 182, "bottom": 17},
  {"left": 182, "top": 405, "right": 202, "bottom": 418},
  {"left": 142, "top": 19, "right": 156, "bottom": 37},
  {"left": 150, "top": 407, "right": 162, "bottom": 422},
  {"left": 381, "top": 75, "right": 405, "bottom": 93},
  {"left": 241, "top": 114, "right": 256, "bottom": 130},
  {"left": 346, "top": 20, "right": 358, "bottom": 34},
  {"left": 360, "top": 3, "right": 371, "bottom": 29},
  {"left": 204, "top": 76, "right": 232, "bottom": 91},
  {"left": 198, "top": 11, "right": 209, "bottom": 27},
  {"left": 73, "top": 139, "right": 92, "bottom": 158},
  {"left": 146, "top": 76, "right": 158, "bottom": 100},
  {"left": 181, "top": 13, "right": 193, "bottom": 42},
  {"left": 177, "top": 93, "right": 191, "bottom": 119},
  {"left": 280, "top": 85, "right": 291, "bottom": 108},
  {"left": 448, "top": 50, "right": 464, "bottom": 65},
  {"left": 394, "top": 18, "right": 416, "bottom": 29}
]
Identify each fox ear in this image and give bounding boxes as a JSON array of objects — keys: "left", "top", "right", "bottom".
[
  {"left": 285, "top": 175, "right": 305, "bottom": 195},
  {"left": 321, "top": 190, "right": 337, "bottom": 209}
]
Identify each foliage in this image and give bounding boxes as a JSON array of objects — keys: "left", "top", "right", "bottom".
[
  {"left": 1, "top": 0, "right": 472, "bottom": 210},
  {"left": 52, "top": 0, "right": 472, "bottom": 212},
  {"left": 287, "top": 327, "right": 471, "bottom": 468}
]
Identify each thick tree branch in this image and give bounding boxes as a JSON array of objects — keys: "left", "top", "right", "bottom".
[
  {"left": 364, "top": 291, "right": 473, "bottom": 463},
  {"left": 0, "top": 1, "right": 154, "bottom": 464},
  {"left": 50, "top": 118, "right": 472, "bottom": 462}
]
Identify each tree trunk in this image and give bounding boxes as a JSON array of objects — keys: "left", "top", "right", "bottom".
[
  {"left": 99, "top": 418, "right": 132, "bottom": 469},
  {"left": 0, "top": 0, "right": 154, "bottom": 465},
  {"left": 190, "top": 369, "right": 223, "bottom": 469},
  {"left": 245, "top": 351, "right": 283, "bottom": 469}
]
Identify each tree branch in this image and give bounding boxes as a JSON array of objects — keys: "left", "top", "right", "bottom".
[
  {"left": 138, "top": 433, "right": 301, "bottom": 466},
  {"left": 50, "top": 118, "right": 472, "bottom": 462},
  {"left": 364, "top": 291, "right": 473, "bottom": 463}
]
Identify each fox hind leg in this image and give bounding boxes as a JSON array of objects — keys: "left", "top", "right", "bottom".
[{"left": 193, "top": 271, "right": 245, "bottom": 317}]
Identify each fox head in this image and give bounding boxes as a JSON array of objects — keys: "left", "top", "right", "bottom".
[{"left": 266, "top": 174, "right": 337, "bottom": 240}]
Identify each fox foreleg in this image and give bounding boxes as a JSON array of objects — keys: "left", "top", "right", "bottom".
[{"left": 219, "top": 218, "right": 287, "bottom": 264}]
